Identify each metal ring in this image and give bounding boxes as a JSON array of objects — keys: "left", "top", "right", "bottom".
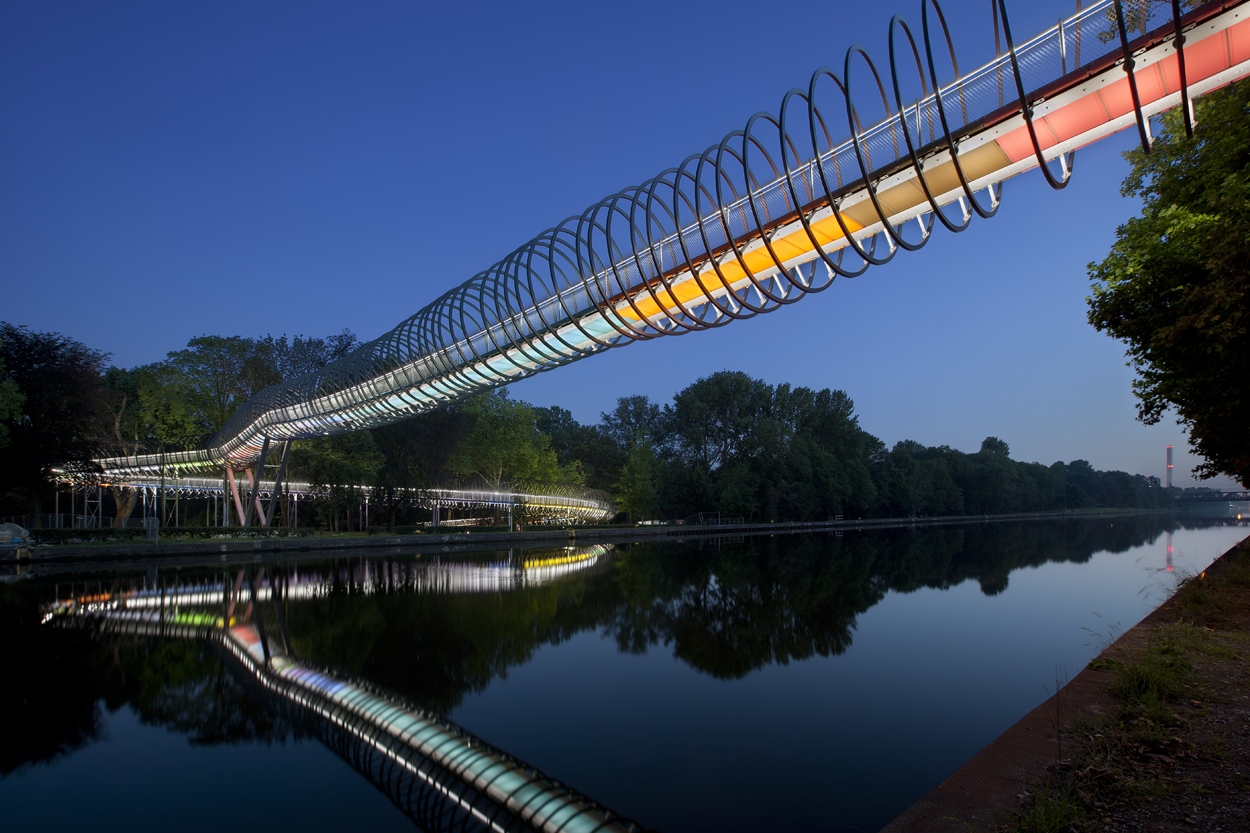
[
  {"left": 1113, "top": 0, "right": 1154, "bottom": 153},
  {"left": 995, "top": 0, "right": 1075, "bottom": 189}
]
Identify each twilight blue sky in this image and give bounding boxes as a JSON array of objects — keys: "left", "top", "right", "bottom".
[{"left": 0, "top": 0, "right": 1232, "bottom": 487}]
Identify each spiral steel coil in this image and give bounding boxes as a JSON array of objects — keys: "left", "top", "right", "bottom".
[{"left": 94, "top": 0, "right": 1244, "bottom": 479}]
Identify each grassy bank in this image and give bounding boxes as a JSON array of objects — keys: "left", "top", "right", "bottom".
[{"left": 1005, "top": 542, "right": 1250, "bottom": 832}]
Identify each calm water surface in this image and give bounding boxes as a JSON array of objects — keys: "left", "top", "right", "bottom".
[{"left": 2, "top": 516, "right": 1246, "bottom": 832}]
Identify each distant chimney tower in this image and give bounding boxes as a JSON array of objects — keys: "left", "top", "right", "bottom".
[{"left": 1166, "top": 445, "right": 1174, "bottom": 488}]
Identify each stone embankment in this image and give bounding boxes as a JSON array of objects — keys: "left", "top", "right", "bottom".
[{"left": 5, "top": 508, "right": 1160, "bottom": 567}]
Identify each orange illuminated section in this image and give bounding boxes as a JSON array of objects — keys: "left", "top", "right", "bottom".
[{"left": 996, "top": 15, "right": 1250, "bottom": 163}]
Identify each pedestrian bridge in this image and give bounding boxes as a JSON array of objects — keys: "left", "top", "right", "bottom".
[
  {"left": 88, "top": 1, "right": 1250, "bottom": 499},
  {"left": 54, "top": 472, "right": 616, "bottom": 527}
]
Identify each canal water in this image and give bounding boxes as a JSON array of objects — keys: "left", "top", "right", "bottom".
[{"left": 1, "top": 515, "right": 1245, "bottom": 832}]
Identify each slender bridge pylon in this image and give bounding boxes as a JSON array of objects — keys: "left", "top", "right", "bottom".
[{"left": 94, "top": 1, "right": 1250, "bottom": 485}]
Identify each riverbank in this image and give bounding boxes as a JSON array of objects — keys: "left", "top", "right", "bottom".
[
  {"left": 4, "top": 508, "right": 1165, "bottom": 567},
  {"left": 882, "top": 532, "right": 1250, "bottom": 832}
]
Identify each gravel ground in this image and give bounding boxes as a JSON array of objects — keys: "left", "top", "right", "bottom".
[{"left": 1103, "top": 636, "right": 1250, "bottom": 831}]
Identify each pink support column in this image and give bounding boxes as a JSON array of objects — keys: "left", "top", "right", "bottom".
[{"left": 225, "top": 468, "right": 247, "bottom": 526}]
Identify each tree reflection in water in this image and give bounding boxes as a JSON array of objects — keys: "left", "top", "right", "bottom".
[
  {"left": 1, "top": 583, "right": 297, "bottom": 776},
  {"left": 281, "top": 515, "right": 1201, "bottom": 696},
  {"left": 1, "top": 515, "right": 1219, "bottom": 777}
]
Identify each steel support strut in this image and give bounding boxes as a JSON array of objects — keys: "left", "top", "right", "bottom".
[
  {"left": 264, "top": 441, "right": 290, "bottom": 528},
  {"left": 1113, "top": 0, "right": 1153, "bottom": 152},
  {"left": 243, "top": 437, "right": 271, "bottom": 528},
  {"left": 225, "top": 468, "right": 246, "bottom": 528}
]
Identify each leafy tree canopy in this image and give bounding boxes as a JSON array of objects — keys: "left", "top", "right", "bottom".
[
  {"left": 1088, "top": 81, "right": 1250, "bottom": 485},
  {"left": 163, "top": 331, "right": 358, "bottom": 434},
  {"left": 0, "top": 323, "right": 109, "bottom": 510},
  {"left": 536, "top": 405, "right": 623, "bottom": 492},
  {"left": 291, "top": 431, "right": 383, "bottom": 531},
  {"left": 614, "top": 442, "right": 659, "bottom": 521},
  {"left": 0, "top": 357, "right": 24, "bottom": 451},
  {"left": 600, "top": 395, "right": 665, "bottom": 451},
  {"left": 450, "top": 390, "right": 574, "bottom": 488}
]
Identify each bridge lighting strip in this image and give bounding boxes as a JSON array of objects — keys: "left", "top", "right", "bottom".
[
  {"left": 56, "top": 472, "right": 616, "bottom": 523},
  {"left": 41, "top": 547, "right": 613, "bottom": 618},
  {"left": 222, "top": 625, "right": 634, "bottom": 833}
]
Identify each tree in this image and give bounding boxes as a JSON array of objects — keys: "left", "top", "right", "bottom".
[
  {"left": 261, "top": 330, "right": 359, "bottom": 380},
  {"left": 370, "top": 406, "right": 473, "bottom": 530},
  {"left": 535, "top": 405, "right": 623, "bottom": 492},
  {"left": 0, "top": 324, "right": 110, "bottom": 513},
  {"left": 768, "top": 385, "right": 879, "bottom": 520},
  {"left": 164, "top": 336, "right": 261, "bottom": 434},
  {"left": 601, "top": 395, "right": 665, "bottom": 450},
  {"left": 162, "top": 331, "right": 359, "bottom": 435},
  {"left": 101, "top": 366, "right": 145, "bottom": 524},
  {"left": 295, "top": 432, "right": 383, "bottom": 532},
  {"left": 450, "top": 391, "right": 572, "bottom": 488},
  {"left": 1088, "top": 82, "right": 1250, "bottom": 485},
  {"left": 101, "top": 365, "right": 199, "bottom": 525},
  {"left": 614, "top": 442, "right": 659, "bottom": 521},
  {"left": 668, "top": 371, "right": 773, "bottom": 473},
  {"left": 966, "top": 437, "right": 1022, "bottom": 515},
  {"left": 881, "top": 442, "right": 922, "bottom": 516},
  {"left": 0, "top": 358, "right": 23, "bottom": 451}
]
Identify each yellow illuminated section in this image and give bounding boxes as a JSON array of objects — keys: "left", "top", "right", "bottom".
[
  {"left": 616, "top": 210, "right": 865, "bottom": 322},
  {"left": 615, "top": 142, "right": 1011, "bottom": 323},
  {"left": 523, "top": 550, "right": 599, "bottom": 570}
]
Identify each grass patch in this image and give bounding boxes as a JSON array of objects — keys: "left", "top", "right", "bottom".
[
  {"left": 1008, "top": 792, "right": 1083, "bottom": 833},
  {"left": 1000, "top": 628, "right": 1200, "bottom": 832},
  {"left": 999, "top": 716, "right": 1176, "bottom": 833},
  {"left": 1171, "top": 542, "right": 1250, "bottom": 627},
  {"left": 1001, "top": 540, "right": 1250, "bottom": 833},
  {"left": 1109, "top": 623, "right": 1195, "bottom": 728}
]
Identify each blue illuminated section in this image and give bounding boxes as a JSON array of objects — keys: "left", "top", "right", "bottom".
[{"left": 221, "top": 622, "right": 637, "bottom": 833}]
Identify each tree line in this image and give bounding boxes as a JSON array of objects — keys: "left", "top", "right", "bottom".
[
  {"left": 539, "top": 372, "right": 1171, "bottom": 520},
  {"left": 1, "top": 321, "right": 1169, "bottom": 527}
]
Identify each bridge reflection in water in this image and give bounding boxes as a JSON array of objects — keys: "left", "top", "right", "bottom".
[{"left": 45, "top": 545, "right": 645, "bottom": 833}]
